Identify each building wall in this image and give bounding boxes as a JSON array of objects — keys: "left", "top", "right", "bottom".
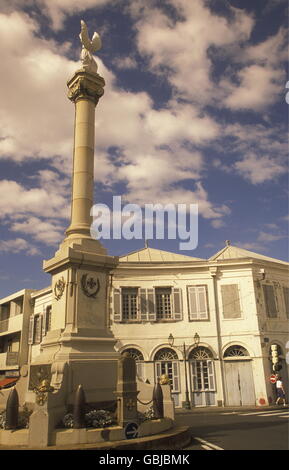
[{"left": 110, "top": 261, "right": 289, "bottom": 407}]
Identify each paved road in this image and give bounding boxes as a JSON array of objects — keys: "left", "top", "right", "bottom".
[{"left": 175, "top": 407, "right": 289, "bottom": 450}]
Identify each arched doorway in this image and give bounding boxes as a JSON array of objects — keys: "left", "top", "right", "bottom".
[
  {"left": 223, "top": 345, "right": 256, "bottom": 406},
  {"left": 189, "top": 346, "right": 216, "bottom": 406},
  {"left": 122, "top": 348, "right": 144, "bottom": 381},
  {"left": 154, "top": 348, "right": 180, "bottom": 406}
]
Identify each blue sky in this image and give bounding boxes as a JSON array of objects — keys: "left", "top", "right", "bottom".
[{"left": 0, "top": 0, "right": 288, "bottom": 298}]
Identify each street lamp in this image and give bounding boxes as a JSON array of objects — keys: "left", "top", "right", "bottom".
[{"left": 168, "top": 333, "right": 200, "bottom": 410}]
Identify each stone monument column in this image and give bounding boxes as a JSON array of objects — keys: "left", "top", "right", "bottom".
[
  {"left": 27, "top": 22, "right": 119, "bottom": 415},
  {"left": 65, "top": 70, "right": 104, "bottom": 242}
]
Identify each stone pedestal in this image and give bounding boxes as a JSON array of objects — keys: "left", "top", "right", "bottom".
[{"left": 114, "top": 354, "right": 139, "bottom": 427}]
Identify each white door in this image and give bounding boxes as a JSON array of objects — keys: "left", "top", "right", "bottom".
[{"left": 224, "top": 360, "right": 256, "bottom": 406}]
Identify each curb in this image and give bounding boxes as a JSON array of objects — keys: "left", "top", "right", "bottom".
[{"left": 0, "top": 426, "right": 192, "bottom": 451}]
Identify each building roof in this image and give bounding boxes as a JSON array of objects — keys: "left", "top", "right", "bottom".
[
  {"left": 119, "top": 246, "right": 205, "bottom": 263},
  {"left": 209, "top": 244, "right": 289, "bottom": 266}
]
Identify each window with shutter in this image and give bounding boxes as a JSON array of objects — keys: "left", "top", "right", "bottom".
[
  {"left": 283, "top": 287, "right": 289, "bottom": 319},
  {"left": 121, "top": 288, "right": 139, "bottom": 321},
  {"left": 263, "top": 285, "right": 277, "bottom": 318},
  {"left": 28, "top": 316, "right": 34, "bottom": 345},
  {"left": 113, "top": 288, "right": 121, "bottom": 322},
  {"left": 154, "top": 348, "right": 180, "bottom": 392},
  {"left": 172, "top": 288, "right": 183, "bottom": 321},
  {"left": 221, "top": 284, "right": 241, "bottom": 319},
  {"left": 140, "top": 288, "right": 148, "bottom": 321},
  {"left": 147, "top": 288, "right": 156, "bottom": 321},
  {"left": 33, "top": 315, "right": 42, "bottom": 344},
  {"left": 155, "top": 287, "right": 172, "bottom": 320},
  {"left": 188, "top": 286, "right": 209, "bottom": 320}
]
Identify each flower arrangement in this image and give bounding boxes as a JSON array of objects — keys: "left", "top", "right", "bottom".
[{"left": 62, "top": 409, "right": 115, "bottom": 429}]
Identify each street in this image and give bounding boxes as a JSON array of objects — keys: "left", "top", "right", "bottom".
[{"left": 175, "top": 407, "right": 289, "bottom": 450}]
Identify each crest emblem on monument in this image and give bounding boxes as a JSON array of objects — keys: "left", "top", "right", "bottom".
[
  {"left": 81, "top": 273, "right": 100, "bottom": 298},
  {"left": 54, "top": 276, "right": 65, "bottom": 300}
]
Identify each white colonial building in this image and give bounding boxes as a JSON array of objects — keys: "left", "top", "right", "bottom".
[
  {"left": 1, "top": 242, "right": 288, "bottom": 409},
  {"left": 110, "top": 243, "right": 289, "bottom": 408}
]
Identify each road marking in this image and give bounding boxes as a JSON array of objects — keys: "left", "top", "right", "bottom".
[
  {"left": 257, "top": 412, "right": 289, "bottom": 417},
  {"left": 194, "top": 437, "right": 224, "bottom": 451},
  {"left": 240, "top": 410, "right": 288, "bottom": 416}
]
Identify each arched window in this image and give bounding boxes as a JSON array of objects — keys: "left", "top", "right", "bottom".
[
  {"left": 189, "top": 347, "right": 213, "bottom": 361},
  {"left": 154, "top": 348, "right": 178, "bottom": 361},
  {"left": 154, "top": 348, "right": 180, "bottom": 405},
  {"left": 188, "top": 346, "right": 216, "bottom": 406},
  {"left": 224, "top": 345, "right": 249, "bottom": 358},
  {"left": 122, "top": 348, "right": 144, "bottom": 380}
]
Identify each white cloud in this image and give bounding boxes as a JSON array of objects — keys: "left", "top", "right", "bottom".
[
  {"left": 0, "top": 177, "right": 70, "bottom": 220},
  {"left": 113, "top": 56, "right": 138, "bottom": 70},
  {"left": 0, "top": 238, "right": 40, "bottom": 255},
  {"left": 128, "top": 0, "right": 254, "bottom": 104},
  {"left": 234, "top": 152, "right": 286, "bottom": 184},
  {"left": 10, "top": 216, "right": 65, "bottom": 246},
  {"left": 257, "top": 231, "right": 287, "bottom": 242},
  {"left": 223, "top": 65, "right": 285, "bottom": 111}
]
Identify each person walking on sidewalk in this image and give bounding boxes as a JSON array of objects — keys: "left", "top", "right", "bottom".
[{"left": 275, "top": 375, "right": 286, "bottom": 406}]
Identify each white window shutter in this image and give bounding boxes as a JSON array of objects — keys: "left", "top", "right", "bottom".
[
  {"left": 147, "top": 288, "right": 156, "bottom": 321},
  {"left": 188, "top": 286, "right": 208, "bottom": 320},
  {"left": 113, "top": 288, "right": 122, "bottom": 322},
  {"left": 42, "top": 307, "right": 47, "bottom": 337},
  {"left": 173, "top": 288, "right": 183, "bottom": 320},
  {"left": 155, "top": 362, "right": 161, "bottom": 381},
  {"left": 28, "top": 316, "right": 35, "bottom": 345},
  {"left": 172, "top": 362, "right": 180, "bottom": 392},
  {"left": 208, "top": 360, "right": 215, "bottom": 390},
  {"left": 190, "top": 361, "right": 197, "bottom": 390},
  {"left": 198, "top": 286, "right": 208, "bottom": 319},
  {"left": 136, "top": 362, "right": 144, "bottom": 380},
  {"left": 188, "top": 287, "right": 198, "bottom": 320},
  {"left": 140, "top": 288, "right": 148, "bottom": 321}
]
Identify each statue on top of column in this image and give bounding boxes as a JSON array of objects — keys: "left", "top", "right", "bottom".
[{"left": 79, "top": 20, "right": 102, "bottom": 74}]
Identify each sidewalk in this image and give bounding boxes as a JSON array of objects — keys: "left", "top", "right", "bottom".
[{"left": 176, "top": 404, "right": 289, "bottom": 414}]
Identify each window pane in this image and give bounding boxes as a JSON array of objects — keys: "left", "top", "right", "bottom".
[
  {"left": 156, "top": 288, "right": 172, "bottom": 319},
  {"left": 122, "top": 288, "right": 138, "bottom": 320}
]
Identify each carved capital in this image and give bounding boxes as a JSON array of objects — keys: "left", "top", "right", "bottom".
[{"left": 67, "top": 70, "right": 105, "bottom": 105}]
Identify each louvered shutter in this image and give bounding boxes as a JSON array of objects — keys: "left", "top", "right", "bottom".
[
  {"left": 136, "top": 362, "right": 144, "bottom": 380},
  {"left": 173, "top": 288, "right": 183, "bottom": 320},
  {"left": 283, "top": 287, "right": 289, "bottom": 319},
  {"left": 208, "top": 360, "right": 215, "bottom": 390},
  {"left": 221, "top": 284, "right": 241, "bottom": 318},
  {"left": 147, "top": 288, "right": 156, "bottom": 321},
  {"left": 140, "top": 288, "right": 148, "bottom": 321},
  {"left": 34, "top": 315, "right": 42, "bottom": 344},
  {"left": 113, "top": 288, "right": 121, "bottom": 322},
  {"left": 172, "top": 362, "right": 179, "bottom": 392},
  {"left": 263, "top": 285, "right": 277, "bottom": 318},
  {"left": 191, "top": 361, "right": 197, "bottom": 390},
  {"left": 42, "top": 307, "right": 47, "bottom": 337},
  {"left": 188, "top": 286, "right": 209, "bottom": 320},
  {"left": 198, "top": 286, "right": 208, "bottom": 319},
  {"left": 188, "top": 287, "right": 198, "bottom": 320},
  {"left": 155, "top": 362, "right": 161, "bottom": 382},
  {"left": 28, "top": 316, "right": 35, "bottom": 345}
]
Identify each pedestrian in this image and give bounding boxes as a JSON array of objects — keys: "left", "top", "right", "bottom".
[{"left": 275, "top": 375, "right": 286, "bottom": 406}]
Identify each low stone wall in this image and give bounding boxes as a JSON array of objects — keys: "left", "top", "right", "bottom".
[{"left": 0, "top": 417, "right": 173, "bottom": 448}]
